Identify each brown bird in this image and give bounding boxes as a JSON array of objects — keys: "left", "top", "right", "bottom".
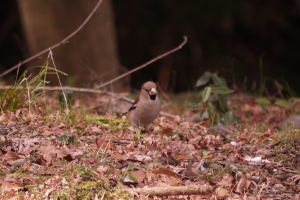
[{"left": 123, "top": 81, "right": 161, "bottom": 132}]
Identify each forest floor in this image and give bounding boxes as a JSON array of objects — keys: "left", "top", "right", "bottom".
[{"left": 0, "top": 91, "right": 299, "bottom": 199}]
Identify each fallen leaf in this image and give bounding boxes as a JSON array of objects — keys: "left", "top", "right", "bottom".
[
  {"left": 235, "top": 173, "right": 247, "bottom": 194},
  {"left": 215, "top": 187, "right": 230, "bottom": 199},
  {"left": 0, "top": 180, "right": 23, "bottom": 192}
]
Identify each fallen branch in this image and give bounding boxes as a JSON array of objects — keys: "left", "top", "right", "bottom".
[
  {"left": 120, "top": 185, "right": 213, "bottom": 196},
  {"left": 94, "top": 36, "right": 188, "bottom": 89},
  {"left": 0, "top": 0, "right": 104, "bottom": 78},
  {"left": 0, "top": 84, "right": 177, "bottom": 118}
]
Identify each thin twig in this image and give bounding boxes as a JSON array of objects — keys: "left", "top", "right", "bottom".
[
  {"left": 94, "top": 36, "right": 188, "bottom": 89},
  {"left": 8, "top": 120, "right": 31, "bottom": 128},
  {"left": 156, "top": 82, "right": 172, "bottom": 103},
  {"left": 0, "top": 85, "right": 116, "bottom": 95},
  {"left": 48, "top": 50, "right": 69, "bottom": 113},
  {"left": 0, "top": 0, "right": 104, "bottom": 78}
]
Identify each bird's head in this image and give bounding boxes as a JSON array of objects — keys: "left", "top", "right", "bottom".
[{"left": 141, "top": 81, "right": 158, "bottom": 100}]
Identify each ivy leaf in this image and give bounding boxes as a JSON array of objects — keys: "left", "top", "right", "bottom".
[
  {"left": 211, "top": 87, "right": 234, "bottom": 94},
  {"left": 274, "top": 100, "right": 291, "bottom": 107},
  {"left": 259, "top": 103, "right": 269, "bottom": 113},
  {"left": 199, "top": 110, "right": 206, "bottom": 120},
  {"left": 255, "top": 98, "right": 271, "bottom": 105},
  {"left": 196, "top": 72, "right": 212, "bottom": 87},
  {"left": 202, "top": 87, "right": 212, "bottom": 102},
  {"left": 186, "top": 103, "right": 203, "bottom": 110},
  {"left": 219, "top": 95, "right": 230, "bottom": 112},
  {"left": 212, "top": 74, "right": 227, "bottom": 87}
]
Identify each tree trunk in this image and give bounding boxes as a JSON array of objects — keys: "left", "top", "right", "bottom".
[{"left": 17, "top": 0, "right": 123, "bottom": 91}]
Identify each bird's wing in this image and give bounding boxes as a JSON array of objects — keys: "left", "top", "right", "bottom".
[{"left": 123, "top": 96, "right": 139, "bottom": 115}]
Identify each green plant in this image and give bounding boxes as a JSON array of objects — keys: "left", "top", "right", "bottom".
[
  {"left": 186, "top": 72, "right": 235, "bottom": 126},
  {"left": 0, "top": 59, "right": 67, "bottom": 112},
  {"left": 255, "top": 97, "right": 291, "bottom": 113}
]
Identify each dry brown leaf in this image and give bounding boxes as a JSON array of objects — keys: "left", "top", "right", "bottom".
[
  {"left": 127, "top": 143, "right": 135, "bottom": 151},
  {"left": 215, "top": 187, "right": 230, "bottom": 199},
  {"left": 95, "top": 165, "right": 110, "bottom": 175},
  {"left": 44, "top": 175, "right": 62, "bottom": 186},
  {"left": 111, "top": 152, "right": 128, "bottom": 161},
  {"left": 160, "top": 127, "right": 173, "bottom": 137},
  {"left": 182, "top": 166, "right": 200, "bottom": 178},
  {"left": 96, "top": 138, "right": 117, "bottom": 150},
  {"left": 235, "top": 173, "right": 247, "bottom": 194},
  {"left": 132, "top": 169, "right": 146, "bottom": 183},
  {"left": 219, "top": 173, "right": 234, "bottom": 188},
  {"left": 0, "top": 180, "right": 23, "bottom": 192}
]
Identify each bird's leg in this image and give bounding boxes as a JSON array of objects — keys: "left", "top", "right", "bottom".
[{"left": 145, "top": 126, "right": 152, "bottom": 135}]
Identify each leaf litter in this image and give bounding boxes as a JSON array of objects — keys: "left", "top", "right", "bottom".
[{"left": 0, "top": 92, "right": 299, "bottom": 199}]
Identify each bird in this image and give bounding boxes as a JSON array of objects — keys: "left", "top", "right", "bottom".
[{"left": 123, "top": 81, "right": 161, "bottom": 132}]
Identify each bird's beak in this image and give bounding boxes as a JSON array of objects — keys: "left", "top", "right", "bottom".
[{"left": 149, "top": 88, "right": 157, "bottom": 96}]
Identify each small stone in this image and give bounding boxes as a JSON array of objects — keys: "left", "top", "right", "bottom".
[
  {"left": 265, "top": 164, "right": 273, "bottom": 169},
  {"left": 280, "top": 114, "right": 300, "bottom": 129},
  {"left": 274, "top": 183, "right": 286, "bottom": 192}
]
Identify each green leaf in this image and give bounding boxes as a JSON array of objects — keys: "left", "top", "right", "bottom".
[
  {"left": 203, "top": 150, "right": 208, "bottom": 156},
  {"left": 255, "top": 98, "right": 271, "bottom": 105},
  {"left": 211, "top": 87, "right": 235, "bottom": 94},
  {"left": 212, "top": 74, "right": 227, "bottom": 87},
  {"left": 68, "top": 136, "right": 75, "bottom": 145},
  {"left": 134, "top": 129, "right": 141, "bottom": 141},
  {"left": 202, "top": 87, "right": 211, "bottom": 102},
  {"left": 259, "top": 103, "right": 269, "bottom": 113},
  {"left": 199, "top": 110, "right": 206, "bottom": 120},
  {"left": 186, "top": 154, "right": 193, "bottom": 158},
  {"left": 128, "top": 171, "right": 138, "bottom": 182},
  {"left": 233, "top": 107, "right": 241, "bottom": 113},
  {"left": 219, "top": 95, "right": 230, "bottom": 112},
  {"left": 196, "top": 72, "right": 212, "bottom": 87},
  {"left": 185, "top": 103, "right": 203, "bottom": 110},
  {"left": 274, "top": 100, "right": 291, "bottom": 107},
  {"left": 59, "top": 135, "right": 68, "bottom": 143},
  {"left": 207, "top": 102, "right": 217, "bottom": 126}
]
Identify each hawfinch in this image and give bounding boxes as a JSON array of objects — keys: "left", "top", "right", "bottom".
[{"left": 123, "top": 81, "right": 161, "bottom": 129}]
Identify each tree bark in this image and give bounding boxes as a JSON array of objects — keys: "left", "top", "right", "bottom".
[{"left": 17, "top": 0, "right": 123, "bottom": 91}]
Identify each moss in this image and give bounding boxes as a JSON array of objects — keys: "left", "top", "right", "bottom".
[
  {"left": 86, "top": 116, "right": 131, "bottom": 132},
  {"left": 75, "top": 180, "right": 105, "bottom": 199},
  {"left": 49, "top": 180, "right": 132, "bottom": 200}
]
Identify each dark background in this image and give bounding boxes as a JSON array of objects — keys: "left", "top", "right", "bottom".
[{"left": 1, "top": 0, "right": 300, "bottom": 95}]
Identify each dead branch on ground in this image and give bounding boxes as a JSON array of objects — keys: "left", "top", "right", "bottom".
[{"left": 120, "top": 185, "right": 213, "bottom": 196}]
